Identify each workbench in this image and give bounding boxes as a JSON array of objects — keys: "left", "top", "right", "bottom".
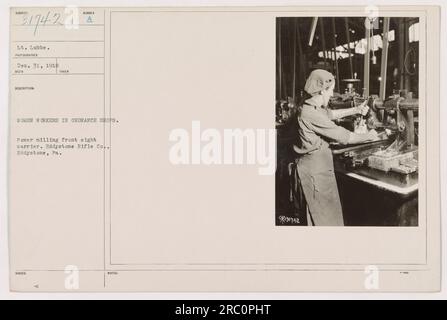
[{"left": 333, "top": 153, "right": 418, "bottom": 226}]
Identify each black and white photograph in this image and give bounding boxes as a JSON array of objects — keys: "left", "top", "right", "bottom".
[{"left": 276, "top": 16, "right": 420, "bottom": 226}]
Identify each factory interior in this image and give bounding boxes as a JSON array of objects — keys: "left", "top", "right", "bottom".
[{"left": 275, "top": 17, "right": 419, "bottom": 226}]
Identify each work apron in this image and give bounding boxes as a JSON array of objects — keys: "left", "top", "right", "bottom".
[{"left": 296, "top": 146, "right": 344, "bottom": 226}]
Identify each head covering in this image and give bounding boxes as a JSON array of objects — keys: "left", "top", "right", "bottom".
[{"left": 304, "top": 69, "right": 335, "bottom": 96}]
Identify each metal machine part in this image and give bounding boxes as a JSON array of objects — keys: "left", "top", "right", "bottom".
[
  {"left": 368, "top": 149, "right": 416, "bottom": 173},
  {"left": 276, "top": 98, "right": 298, "bottom": 124},
  {"left": 332, "top": 92, "right": 418, "bottom": 177},
  {"left": 367, "top": 90, "right": 418, "bottom": 146},
  {"left": 333, "top": 129, "right": 418, "bottom": 177}
]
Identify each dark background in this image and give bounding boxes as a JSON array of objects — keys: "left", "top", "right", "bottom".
[{"left": 276, "top": 17, "right": 419, "bottom": 102}]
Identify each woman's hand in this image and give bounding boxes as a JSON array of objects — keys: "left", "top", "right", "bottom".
[
  {"left": 367, "top": 129, "right": 379, "bottom": 141},
  {"left": 355, "top": 101, "right": 370, "bottom": 116}
]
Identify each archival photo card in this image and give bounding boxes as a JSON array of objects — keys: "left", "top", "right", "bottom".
[{"left": 7, "top": 6, "right": 441, "bottom": 292}]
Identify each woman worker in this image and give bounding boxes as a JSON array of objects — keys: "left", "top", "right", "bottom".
[{"left": 294, "top": 69, "right": 377, "bottom": 226}]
